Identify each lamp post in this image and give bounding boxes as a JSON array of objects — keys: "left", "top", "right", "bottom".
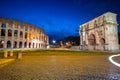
[
  {"left": 52, "top": 40, "right": 56, "bottom": 48},
  {"left": 53, "top": 40, "right": 56, "bottom": 44}
]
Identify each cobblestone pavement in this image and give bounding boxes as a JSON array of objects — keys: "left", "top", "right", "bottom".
[
  {"left": 0, "top": 59, "right": 15, "bottom": 68},
  {"left": 0, "top": 54, "right": 120, "bottom": 80}
]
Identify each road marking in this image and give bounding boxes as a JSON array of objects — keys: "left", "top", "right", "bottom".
[{"left": 109, "top": 54, "right": 120, "bottom": 67}]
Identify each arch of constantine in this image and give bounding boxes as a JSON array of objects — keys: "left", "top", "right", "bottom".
[
  {"left": 0, "top": 18, "right": 49, "bottom": 49},
  {"left": 80, "top": 12, "right": 119, "bottom": 51}
]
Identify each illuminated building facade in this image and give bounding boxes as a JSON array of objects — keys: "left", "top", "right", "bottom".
[
  {"left": 0, "top": 18, "right": 49, "bottom": 49},
  {"left": 80, "top": 12, "right": 119, "bottom": 51}
]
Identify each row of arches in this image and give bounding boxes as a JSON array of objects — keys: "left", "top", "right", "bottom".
[
  {"left": 88, "top": 34, "right": 105, "bottom": 45},
  {"left": 0, "top": 29, "right": 47, "bottom": 42},
  {"left": 1, "top": 23, "right": 28, "bottom": 31},
  {"left": 0, "top": 23, "right": 43, "bottom": 34},
  {"left": 0, "top": 41, "right": 46, "bottom": 48},
  {"left": 1, "top": 29, "right": 23, "bottom": 37}
]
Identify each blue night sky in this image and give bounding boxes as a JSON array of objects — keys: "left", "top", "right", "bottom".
[{"left": 0, "top": 0, "right": 120, "bottom": 42}]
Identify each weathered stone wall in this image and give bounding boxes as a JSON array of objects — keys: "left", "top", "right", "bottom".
[
  {"left": 79, "top": 12, "right": 119, "bottom": 51},
  {"left": 0, "top": 18, "right": 49, "bottom": 49}
]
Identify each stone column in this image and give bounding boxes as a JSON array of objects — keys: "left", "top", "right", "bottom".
[
  {"left": 22, "top": 41, "right": 24, "bottom": 48},
  {"left": 17, "top": 27, "right": 20, "bottom": 48},
  {"left": 23, "top": 31, "right": 25, "bottom": 40},
  {"left": 0, "top": 26, "right": 1, "bottom": 37},
  {"left": 27, "top": 32, "right": 29, "bottom": 48},
  {"left": 43, "top": 34, "right": 45, "bottom": 43},
  {"left": 11, "top": 41, "right": 13, "bottom": 49},
  {"left": 40, "top": 34, "right": 41, "bottom": 42},
  {"left": 22, "top": 30, "right": 25, "bottom": 48},
  {"left": 17, "top": 41, "right": 19, "bottom": 48},
  {"left": 30, "top": 42, "right": 32, "bottom": 48},
  {"left": 5, "top": 27, "right": 8, "bottom": 49},
  {"left": 4, "top": 41, "right": 7, "bottom": 49},
  {"left": 11, "top": 29, "right": 14, "bottom": 48},
  {"left": 47, "top": 36, "right": 49, "bottom": 45}
]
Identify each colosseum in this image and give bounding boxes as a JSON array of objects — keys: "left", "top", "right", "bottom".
[
  {"left": 80, "top": 12, "right": 119, "bottom": 51},
  {"left": 0, "top": 18, "right": 49, "bottom": 49}
]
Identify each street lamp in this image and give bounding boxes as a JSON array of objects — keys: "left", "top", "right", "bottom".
[{"left": 53, "top": 40, "right": 56, "bottom": 44}]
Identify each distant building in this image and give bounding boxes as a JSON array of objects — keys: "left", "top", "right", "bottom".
[
  {"left": 79, "top": 12, "right": 119, "bottom": 51},
  {"left": 0, "top": 18, "right": 49, "bottom": 49},
  {"left": 59, "top": 36, "right": 80, "bottom": 46}
]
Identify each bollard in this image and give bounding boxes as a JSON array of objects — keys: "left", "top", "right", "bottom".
[
  {"left": 17, "top": 53, "right": 22, "bottom": 60},
  {"left": 10, "top": 50, "right": 13, "bottom": 57},
  {"left": 4, "top": 50, "right": 8, "bottom": 58}
]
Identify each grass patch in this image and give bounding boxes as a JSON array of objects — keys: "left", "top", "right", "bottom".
[
  {"left": 19, "top": 49, "right": 115, "bottom": 56},
  {"left": 0, "top": 49, "right": 117, "bottom": 58}
]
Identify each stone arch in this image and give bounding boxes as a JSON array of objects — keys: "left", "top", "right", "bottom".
[
  {"left": 36, "top": 43, "right": 38, "bottom": 48},
  {"left": 8, "top": 29, "right": 12, "bottom": 36},
  {"left": 39, "top": 43, "right": 40, "bottom": 48},
  {"left": 24, "top": 42, "right": 27, "bottom": 48},
  {"left": 14, "top": 41, "right": 17, "bottom": 48},
  {"left": 19, "top": 42, "right": 22, "bottom": 48},
  {"left": 25, "top": 27, "right": 28, "bottom": 31},
  {"left": 1, "top": 29, "right": 5, "bottom": 36},
  {"left": 88, "top": 34, "right": 96, "bottom": 45},
  {"left": 100, "top": 38, "right": 105, "bottom": 50},
  {"left": 1, "top": 23, "right": 6, "bottom": 28},
  {"left": 7, "top": 41, "right": 11, "bottom": 48},
  {"left": 100, "top": 38, "right": 105, "bottom": 45},
  {"left": 33, "top": 43, "right": 35, "bottom": 48},
  {"left": 0, "top": 40, "right": 4, "bottom": 48},
  {"left": 25, "top": 32, "right": 27, "bottom": 39},
  {"left": 14, "top": 30, "right": 18, "bottom": 37},
  {"left": 20, "top": 31, "right": 23, "bottom": 38},
  {"left": 29, "top": 42, "right": 31, "bottom": 48},
  {"left": 41, "top": 44, "right": 42, "bottom": 48}
]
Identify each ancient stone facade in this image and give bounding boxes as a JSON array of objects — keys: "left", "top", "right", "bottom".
[
  {"left": 80, "top": 12, "right": 119, "bottom": 51},
  {"left": 0, "top": 18, "right": 49, "bottom": 49}
]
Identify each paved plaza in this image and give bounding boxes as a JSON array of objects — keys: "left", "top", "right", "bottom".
[{"left": 0, "top": 51, "right": 120, "bottom": 80}]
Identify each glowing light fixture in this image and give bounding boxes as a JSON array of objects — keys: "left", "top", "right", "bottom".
[{"left": 53, "top": 40, "right": 56, "bottom": 44}]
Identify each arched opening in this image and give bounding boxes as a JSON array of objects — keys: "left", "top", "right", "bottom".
[
  {"left": 39, "top": 36, "right": 41, "bottom": 41},
  {"left": 19, "top": 42, "right": 22, "bottom": 48},
  {"left": 24, "top": 42, "right": 27, "bottom": 48},
  {"left": 89, "top": 34, "right": 96, "bottom": 45},
  {"left": 41, "top": 44, "right": 43, "bottom": 48},
  {"left": 0, "top": 40, "right": 4, "bottom": 48},
  {"left": 29, "top": 42, "right": 31, "bottom": 48},
  {"left": 14, "top": 30, "right": 18, "bottom": 37},
  {"left": 25, "top": 27, "right": 28, "bottom": 31},
  {"left": 8, "top": 29, "right": 12, "bottom": 36},
  {"left": 39, "top": 43, "right": 40, "bottom": 48},
  {"left": 33, "top": 43, "right": 35, "bottom": 48},
  {"left": 20, "top": 24, "right": 24, "bottom": 29},
  {"left": 36, "top": 43, "right": 38, "bottom": 48},
  {"left": 1, "top": 29, "right": 5, "bottom": 36},
  {"left": 9, "top": 19, "right": 13, "bottom": 24},
  {"left": 7, "top": 41, "right": 11, "bottom": 48},
  {"left": 1, "top": 24, "right": 6, "bottom": 28},
  {"left": 88, "top": 34, "right": 96, "bottom": 50},
  {"left": 25, "top": 32, "right": 27, "bottom": 39},
  {"left": 100, "top": 38, "right": 105, "bottom": 45},
  {"left": 36, "top": 36, "right": 38, "bottom": 40},
  {"left": 14, "top": 41, "right": 17, "bottom": 48},
  {"left": 20, "top": 31, "right": 23, "bottom": 38},
  {"left": 100, "top": 38, "right": 105, "bottom": 50}
]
